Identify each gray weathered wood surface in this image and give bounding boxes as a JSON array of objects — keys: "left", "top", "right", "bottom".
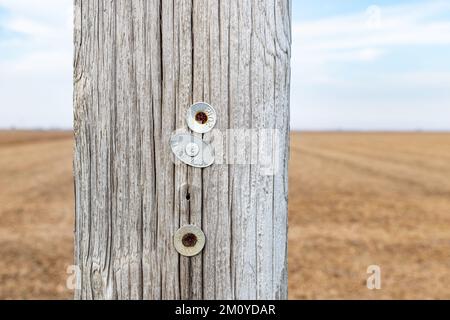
[{"left": 74, "top": 0, "right": 291, "bottom": 300}]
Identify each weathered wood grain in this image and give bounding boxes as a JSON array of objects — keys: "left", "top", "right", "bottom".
[{"left": 74, "top": 0, "right": 291, "bottom": 300}]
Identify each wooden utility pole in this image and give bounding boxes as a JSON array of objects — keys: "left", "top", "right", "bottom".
[{"left": 74, "top": 0, "right": 291, "bottom": 300}]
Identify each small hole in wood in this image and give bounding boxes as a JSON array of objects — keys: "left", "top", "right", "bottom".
[
  {"left": 186, "top": 192, "right": 191, "bottom": 201},
  {"left": 195, "top": 112, "right": 208, "bottom": 125},
  {"left": 182, "top": 233, "right": 198, "bottom": 247}
]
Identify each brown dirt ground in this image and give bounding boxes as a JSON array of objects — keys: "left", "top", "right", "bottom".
[
  {"left": 0, "top": 131, "right": 449, "bottom": 299},
  {"left": 0, "top": 131, "right": 74, "bottom": 299},
  {"left": 289, "top": 132, "right": 450, "bottom": 299}
]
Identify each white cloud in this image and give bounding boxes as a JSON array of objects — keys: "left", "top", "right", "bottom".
[
  {"left": 0, "top": 0, "right": 73, "bottom": 129},
  {"left": 0, "top": 0, "right": 72, "bottom": 21},
  {"left": 6, "top": 17, "right": 52, "bottom": 37},
  {"left": 291, "top": 1, "right": 450, "bottom": 130},
  {"left": 292, "top": 1, "right": 450, "bottom": 65},
  {"left": 0, "top": 0, "right": 449, "bottom": 130}
]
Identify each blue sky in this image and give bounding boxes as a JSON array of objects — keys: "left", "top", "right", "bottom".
[
  {"left": 291, "top": 0, "right": 450, "bottom": 130},
  {"left": 0, "top": 0, "right": 449, "bottom": 130}
]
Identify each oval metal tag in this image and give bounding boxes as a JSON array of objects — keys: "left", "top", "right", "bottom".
[{"left": 170, "top": 134, "right": 215, "bottom": 168}]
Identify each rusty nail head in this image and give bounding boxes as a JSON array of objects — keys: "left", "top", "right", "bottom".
[
  {"left": 195, "top": 111, "right": 208, "bottom": 124},
  {"left": 174, "top": 225, "right": 206, "bottom": 257},
  {"left": 182, "top": 233, "right": 198, "bottom": 247},
  {"left": 186, "top": 102, "right": 217, "bottom": 134}
]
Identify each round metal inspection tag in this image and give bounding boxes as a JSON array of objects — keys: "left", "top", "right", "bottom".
[
  {"left": 170, "top": 134, "right": 215, "bottom": 168},
  {"left": 186, "top": 102, "right": 217, "bottom": 134},
  {"left": 174, "top": 225, "right": 206, "bottom": 257}
]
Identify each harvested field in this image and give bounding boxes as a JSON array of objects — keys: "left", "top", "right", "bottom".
[
  {"left": 0, "top": 131, "right": 449, "bottom": 299},
  {"left": 289, "top": 132, "right": 450, "bottom": 299},
  {"left": 0, "top": 131, "right": 74, "bottom": 299}
]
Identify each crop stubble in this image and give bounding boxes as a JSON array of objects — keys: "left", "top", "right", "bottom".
[{"left": 0, "top": 131, "right": 448, "bottom": 299}]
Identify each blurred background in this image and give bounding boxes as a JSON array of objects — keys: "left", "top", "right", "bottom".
[{"left": 0, "top": 0, "right": 449, "bottom": 299}]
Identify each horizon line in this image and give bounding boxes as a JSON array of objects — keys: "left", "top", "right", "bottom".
[{"left": 1, "top": 128, "right": 450, "bottom": 134}]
